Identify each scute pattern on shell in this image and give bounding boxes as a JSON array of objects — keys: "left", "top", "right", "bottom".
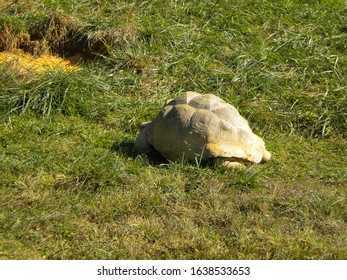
[{"left": 135, "top": 91, "right": 271, "bottom": 165}]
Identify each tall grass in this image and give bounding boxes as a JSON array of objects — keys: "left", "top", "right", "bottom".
[{"left": 0, "top": 65, "right": 111, "bottom": 119}]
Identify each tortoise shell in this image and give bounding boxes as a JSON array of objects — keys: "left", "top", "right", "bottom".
[{"left": 135, "top": 91, "right": 271, "bottom": 167}]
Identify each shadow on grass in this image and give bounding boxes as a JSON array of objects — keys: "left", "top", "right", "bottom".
[{"left": 110, "top": 140, "right": 168, "bottom": 165}]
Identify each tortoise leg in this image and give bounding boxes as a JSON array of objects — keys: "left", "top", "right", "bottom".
[
  {"left": 213, "top": 158, "right": 246, "bottom": 169},
  {"left": 261, "top": 150, "right": 272, "bottom": 162},
  {"left": 134, "top": 122, "right": 153, "bottom": 153}
]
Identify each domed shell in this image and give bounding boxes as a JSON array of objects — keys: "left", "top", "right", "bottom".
[{"left": 135, "top": 91, "right": 271, "bottom": 165}]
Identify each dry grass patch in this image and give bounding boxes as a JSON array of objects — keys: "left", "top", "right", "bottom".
[{"left": 0, "top": 49, "right": 81, "bottom": 74}]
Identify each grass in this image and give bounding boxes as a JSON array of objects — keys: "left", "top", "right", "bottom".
[{"left": 0, "top": 0, "right": 346, "bottom": 259}]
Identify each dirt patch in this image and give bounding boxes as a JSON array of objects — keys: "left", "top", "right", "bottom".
[
  {"left": 1, "top": 10, "right": 140, "bottom": 75},
  {"left": 0, "top": 11, "right": 138, "bottom": 59},
  {"left": 0, "top": 26, "right": 32, "bottom": 52}
]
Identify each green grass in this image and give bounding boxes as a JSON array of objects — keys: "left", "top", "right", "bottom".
[{"left": 1, "top": 0, "right": 346, "bottom": 259}]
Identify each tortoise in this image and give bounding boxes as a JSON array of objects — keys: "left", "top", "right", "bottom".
[{"left": 135, "top": 91, "right": 271, "bottom": 168}]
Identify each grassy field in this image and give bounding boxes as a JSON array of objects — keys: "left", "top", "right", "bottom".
[{"left": 0, "top": 0, "right": 346, "bottom": 259}]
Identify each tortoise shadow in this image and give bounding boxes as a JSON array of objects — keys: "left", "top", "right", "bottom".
[{"left": 110, "top": 140, "right": 168, "bottom": 166}]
